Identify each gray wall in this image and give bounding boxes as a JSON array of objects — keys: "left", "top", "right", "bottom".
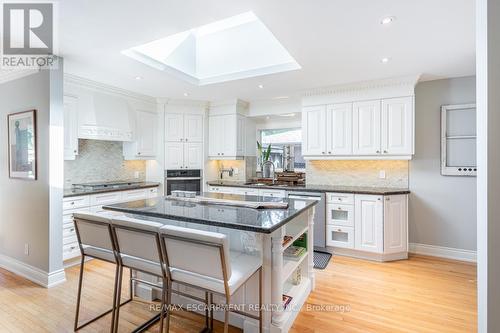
[
  {"left": 409, "top": 76, "right": 477, "bottom": 250},
  {"left": 0, "top": 67, "right": 64, "bottom": 275}
]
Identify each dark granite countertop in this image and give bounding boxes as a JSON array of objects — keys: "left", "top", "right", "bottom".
[
  {"left": 63, "top": 182, "right": 160, "bottom": 198},
  {"left": 207, "top": 181, "right": 410, "bottom": 195},
  {"left": 103, "top": 192, "right": 317, "bottom": 234}
]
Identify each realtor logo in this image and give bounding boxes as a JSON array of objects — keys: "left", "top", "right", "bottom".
[{"left": 1, "top": 2, "right": 57, "bottom": 69}]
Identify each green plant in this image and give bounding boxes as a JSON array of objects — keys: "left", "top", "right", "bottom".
[
  {"left": 263, "top": 144, "right": 272, "bottom": 161},
  {"left": 256, "top": 141, "right": 272, "bottom": 162}
]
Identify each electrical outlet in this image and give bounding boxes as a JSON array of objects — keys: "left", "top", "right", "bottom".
[
  {"left": 379, "top": 170, "right": 386, "bottom": 179},
  {"left": 24, "top": 243, "right": 29, "bottom": 256},
  {"left": 134, "top": 171, "right": 140, "bottom": 179},
  {"left": 233, "top": 168, "right": 239, "bottom": 175}
]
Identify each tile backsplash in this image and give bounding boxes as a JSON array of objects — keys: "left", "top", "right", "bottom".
[
  {"left": 306, "top": 160, "right": 409, "bottom": 188},
  {"left": 64, "top": 139, "right": 146, "bottom": 188}
]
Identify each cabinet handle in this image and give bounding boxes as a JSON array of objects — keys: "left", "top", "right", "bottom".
[
  {"left": 70, "top": 202, "right": 75, "bottom": 205},
  {"left": 337, "top": 229, "right": 342, "bottom": 232},
  {"left": 377, "top": 198, "right": 381, "bottom": 201},
  {"left": 338, "top": 207, "right": 342, "bottom": 210},
  {"left": 73, "top": 150, "right": 77, "bottom": 153},
  {"left": 338, "top": 198, "right": 342, "bottom": 201},
  {"left": 138, "top": 152, "right": 142, "bottom": 155},
  {"left": 221, "top": 153, "right": 224, "bottom": 155},
  {"left": 386, "top": 197, "right": 390, "bottom": 201},
  {"left": 180, "top": 138, "right": 183, "bottom": 141},
  {"left": 185, "top": 138, "right": 188, "bottom": 142},
  {"left": 328, "top": 151, "right": 332, "bottom": 154},
  {"left": 322, "top": 151, "right": 325, "bottom": 154}
]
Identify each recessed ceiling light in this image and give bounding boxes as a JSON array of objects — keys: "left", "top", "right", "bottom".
[
  {"left": 183, "top": 92, "right": 189, "bottom": 97},
  {"left": 381, "top": 16, "right": 396, "bottom": 25},
  {"left": 258, "top": 84, "right": 264, "bottom": 89},
  {"left": 135, "top": 76, "right": 143, "bottom": 80},
  {"left": 381, "top": 57, "right": 390, "bottom": 64}
]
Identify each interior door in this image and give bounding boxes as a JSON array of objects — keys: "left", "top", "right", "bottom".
[
  {"left": 327, "top": 103, "right": 353, "bottom": 155},
  {"left": 353, "top": 100, "right": 381, "bottom": 155},
  {"left": 355, "top": 194, "right": 384, "bottom": 253},
  {"left": 184, "top": 114, "right": 204, "bottom": 143},
  {"left": 184, "top": 142, "right": 203, "bottom": 169},
  {"left": 165, "top": 142, "right": 184, "bottom": 169},
  {"left": 302, "top": 105, "right": 327, "bottom": 156},
  {"left": 136, "top": 110, "right": 157, "bottom": 156},
  {"left": 165, "top": 113, "right": 184, "bottom": 142},
  {"left": 381, "top": 97, "right": 413, "bottom": 155}
]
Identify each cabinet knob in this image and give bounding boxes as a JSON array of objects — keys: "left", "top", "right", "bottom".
[
  {"left": 73, "top": 150, "right": 77, "bottom": 153},
  {"left": 386, "top": 197, "right": 390, "bottom": 201},
  {"left": 337, "top": 229, "right": 342, "bottom": 232},
  {"left": 322, "top": 152, "right": 325, "bottom": 154},
  {"left": 185, "top": 138, "right": 188, "bottom": 142},
  {"left": 180, "top": 138, "right": 183, "bottom": 141},
  {"left": 376, "top": 150, "right": 381, "bottom": 154},
  {"left": 377, "top": 198, "right": 381, "bottom": 201},
  {"left": 138, "top": 152, "right": 142, "bottom": 155},
  {"left": 383, "top": 150, "right": 388, "bottom": 154},
  {"left": 338, "top": 207, "right": 342, "bottom": 210},
  {"left": 221, "top": 153, "right": 224, "bottom": 155},
  {"left": 328, "top": 151, "right": 332, "bottom": 154}
]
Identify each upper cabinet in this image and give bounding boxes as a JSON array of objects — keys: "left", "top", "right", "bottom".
[
  {"left": 164, "top": 112, "right": 204, "bottom": 169},
  {"left": 64, "top": 95, "right": 79, "bottom": 160},
  {"left": 302, "top": 96, "right": 414, "bottom": 160},
  {"left": 208, "top": 114, "right": 245, "bottom": 159},
  {"left": 123, "top": 110, "right": 158, "bottom": 159}
]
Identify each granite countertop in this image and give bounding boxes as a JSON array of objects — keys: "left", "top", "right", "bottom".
[
  {"left": 63, "top": 182, "right": 160, "bottom": 198},
  {"left": 207, "top": 180, "right": 410, "bottom": 195},
  {"left": 103, "top": 192, "right": 318, "bottom": 233}
]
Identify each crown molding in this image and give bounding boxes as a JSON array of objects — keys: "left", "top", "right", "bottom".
[
  {"left": 64, "top": 73, "right": 156, "bottom": 104},
  {"left": 164, "top": 98, "right": 210, "bottom": 108},
  {"left": 302, "top": 74, "right": 421, "bottom": 106},
  {"left": 0, "top": 69, "right": 40, "bottom": 84}
]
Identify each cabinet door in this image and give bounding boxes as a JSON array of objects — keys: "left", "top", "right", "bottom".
[
  {"left": 184, "top": 142, "right": 203, "bottom": 169},
  {"left": 184, "top": 114, "right": 204, "bottom": 143},
  {"left": 355, "top": 195, "right": 384, "bottom": 253},
  {"left": 208, "top": 116, "right": 223, "bottom": 157},
  {"left": 63, "top": 96, "right": 79, "bottom": 160},
  {"left": 165, "top": 113, "right": 184, "bottom": 142},
  {"left": 236, "top": 115, "right": 245, "bottom": 156},
  {"left": 165, "top": 142, "right": 184, "bottom": 169},
  {"left": 136, "top": 110, "right": 157, "bottom": 157},
  {"left": 327, "top": 103, "right": 352, "bottom": 155},
  {"left": 353, "top": 100, "right": 381, "bottom": 155},
  {"left": 383, "top": 195, "right": 408, "bottom": 254},
  {"left": 381, "top": 97, "right": 413, "bottom": 155},
  {"left": 302, "top": 105, "right": 327, "bottom": 156}
]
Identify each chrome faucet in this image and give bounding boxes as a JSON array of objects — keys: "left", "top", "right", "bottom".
[{"left": 262, "top": 160, "right": 276, "bottom": 184}]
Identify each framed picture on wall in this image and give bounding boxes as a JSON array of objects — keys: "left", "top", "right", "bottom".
[{"left": 7, "top": 110, "right": 37, "bottom": 180}]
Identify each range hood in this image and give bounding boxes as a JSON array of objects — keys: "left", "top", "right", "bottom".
[{"left": 78, "top": 91, "right": 133, "bottom": 141}]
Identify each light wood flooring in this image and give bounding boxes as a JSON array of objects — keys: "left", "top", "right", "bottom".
[{"left": 0, "top": 254, "right": 476, "bottom": 332}]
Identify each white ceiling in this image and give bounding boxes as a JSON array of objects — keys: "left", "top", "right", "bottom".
[{"left": 59, "top": 0, "right": 475, "bottom": 102}]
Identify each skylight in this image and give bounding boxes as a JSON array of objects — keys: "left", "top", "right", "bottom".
[{"left": 122, "top": 12, "right": 300, "bottom": 85}]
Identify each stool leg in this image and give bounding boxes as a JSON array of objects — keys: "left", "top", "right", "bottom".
[
  {"left": 209, "top": 293, "right": 214, "bottom": 331},
  {"left": 74, "top": 256, "right": 85, "bottom": 331},
  {"left": 165, "top": 279, "right": 172, "bottom": 333},
  {"left": 159, "top": 278, "right": 166, "bottom": 333},
  {"left": 112, "top": 265, "right": 124, "bottom": 333},
  {"left": 259, "top": 267, "right": 263, "bottom": 333},
  {"left": 223, "top": 295, "right": 230, "bottom": 333}
]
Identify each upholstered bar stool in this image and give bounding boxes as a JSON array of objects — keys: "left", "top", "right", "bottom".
[
  {"left": 160, "top": 225, "right": 263, "bottom": 333},
  {"left": 73, "top": 212, "right": 132, "bottom": 333},
  {"left": 110, "top": 215, "right": 170, "bottom": 333}
]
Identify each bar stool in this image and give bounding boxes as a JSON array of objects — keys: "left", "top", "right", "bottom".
[
  {"left": 73, "top": 212, "right": 132, "bottom": 333},
  {"left": 110, "top": 215, "right": 169, "bottom": 333},
  {"left": 160, "top": 225, "right": 263, "bottom": 333}
]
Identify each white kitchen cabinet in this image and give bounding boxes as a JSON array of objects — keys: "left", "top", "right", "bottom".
[
  {"left": 165, "top": 142, "right": 185, "bottom": 169},
  {"left": 327, "top": 225, "right": 354, "bottom": 249},
  {"left": 354, "top": 194, "right": 384, "bottom": 253},
  {"left": 327, "top": 103, "right": 352, "bottom": 155},
  {"left": 259, "top": 189, "right": 286, "bottom": 198},
  {"left": 302, "top": 105, "right": 327, "bottom": 156},
  {"left": 381, "top": 97, "right": 413, "bottom": 155},
  {"left": 353, "top": 100, "right": 381, "bottom": 155},
  {"left": 63, "top": 96, "right": 79, "bottom": 160},
  {"left": 233, "top": 187, "right": 260, "bottom": 196},
  {"left": 207, "top": 185, "right": 236, "bottom": 194},
  {"left": 165, "top": 113, "right": 185, "bottom": 142},
  {"left": 383, "top": 194, "right": 408, "bottom": 254},
  {"left": 184, "top": 114, "right": 204, "bottom": 142},
  {"left": 146, "top": 187, "right": 159, "bottom": 198},
  {"left": 208, "top": 114, "right": 245, "bottom": 158},
  {"left": 123, "top": 110, "right": 158, "bottom": 159},
  {"left": 184, "top": 143, "right": 203, "bottom": 169}
]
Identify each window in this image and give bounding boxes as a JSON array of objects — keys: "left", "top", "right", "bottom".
[{"left": 259, "top": 128, "right": 305, "bottom": 171}]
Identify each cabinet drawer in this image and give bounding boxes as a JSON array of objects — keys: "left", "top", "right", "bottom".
[
  {"left": 326, "top": 204, "right": 354, "bottom": 227},
  {"left": 90, "top": 205, "right": 124, "bottom": 216},
  {"left": 63, "top": 235, "right": 78, "bottom": 245},
  {"left": 326, "top": 225, "right": 354, "bottom": 249},
  {"left": 63, "top": 222, "right": 76, "bottom": 239},
  {"left": 63, "top": 207, "right": 90, "bottom": 225},
  {"left": 147, "top": 187, "right": 159, "bottom": 198},
  {"left": 208, "top": 186, "right": 235, "bottom": 194},
  {"left": 90, "top": 191, "right": 123, "bottom": 206},
  {"left": 259, "top": 189, "right": 286, "bottom": 198},
  {"left": 122, "top": 189, "right": 148, "bottom": 201},
  {"left": 233, "top": 187, "right": 260, "bottom": 196},
  {"left": 326, "top": 193, "right": 354, "bottom": 205},
  {"left": 63, "top": 196, "right": 90, "bottom": 210},
  {"left": 63, "top": 242, "right": 80, "bottom": 261}
]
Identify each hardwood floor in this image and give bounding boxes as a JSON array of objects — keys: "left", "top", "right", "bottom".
[{"left": 0, "top": 254, "right": 476, "bottom": 332}]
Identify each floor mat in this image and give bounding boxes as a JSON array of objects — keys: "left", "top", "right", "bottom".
[{"left": 313, "top": 251, "right": 332, "bottom": 269}]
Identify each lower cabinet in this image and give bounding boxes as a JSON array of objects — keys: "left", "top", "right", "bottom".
[
  {"left": 326, "top": 225, "right": 354, "bottom": 249},
  {"left": 207, "top": 186, "right": 286, "bottom": 198},
  {"left": 62, "top": 187, "right": 160, "bottom": 262},
  {"left": 354, "top": 195, "right": 384, "bottom": 253}
]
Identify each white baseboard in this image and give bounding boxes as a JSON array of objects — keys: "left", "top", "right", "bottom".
[
  {"left": 409, "top": 243, "right": 477, "bottom": 262},
  {"left": 0, "top": 254, "right": 66, "bottom": 288}
]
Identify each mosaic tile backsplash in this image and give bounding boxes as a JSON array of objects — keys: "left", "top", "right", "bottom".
[
  {"left": 64, "top": 139, "right": 146, "bottom": 188},
  {"left": 306, "top": 160, "right": 409, "bottom": 188}
]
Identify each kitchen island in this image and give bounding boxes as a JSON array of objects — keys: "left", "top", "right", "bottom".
[{"left": 104, "top": 193, "right": 318, "bottom": 333}]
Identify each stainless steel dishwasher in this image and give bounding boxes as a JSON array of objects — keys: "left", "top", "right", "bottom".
[{"left": 287, "top": 191, "right": 326, "bottom": 250}]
